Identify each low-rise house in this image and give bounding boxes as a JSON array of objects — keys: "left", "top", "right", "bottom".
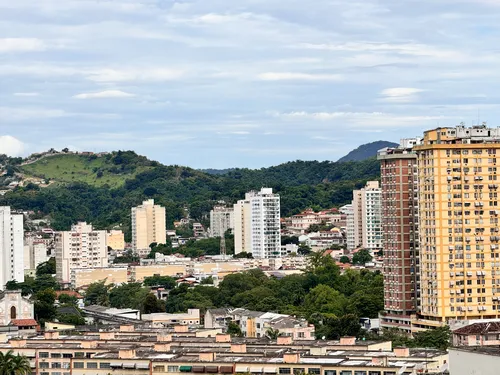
[
  {"left": 452, "top": 321, "right": 500, "bottom": 347},
  {"left": 205, "top": 308, "right": 315, "bottom": 340},
  {"left": 142, "top": 309, "right": 201, "bottom": 327}
]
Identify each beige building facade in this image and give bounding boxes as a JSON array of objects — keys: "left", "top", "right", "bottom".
[
  {"left": 55, "top": 222, "right": 108, "bottom": 286},
  {"left": 132, "top": 199, "right": 166, "bottom": 252},
  {"left": 107, "top": 230, "right": 125, "bottom": 250}
]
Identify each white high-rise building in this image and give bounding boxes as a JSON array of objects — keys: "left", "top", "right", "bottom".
[
  {"left": 55, "top": 222, "right": 108, "bottom": 286},
  {"left": 233, "top": 188, "right": 281, "bottom": 258},
  {"left": 348, "top": 181, "right": 382, "bottom": 252},
  {"left": 343, "top": 204, "right": 356, "bottom": 251},
  {"left": 209, "top": 205, "right": 234, "bottom": 238},
  {"left": 0, "top": 207, "right": 24, "bottom": 287},
  {"left": 131, "top": 199, "right": 166, "bottom": 252}
]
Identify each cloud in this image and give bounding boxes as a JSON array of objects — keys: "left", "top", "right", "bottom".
[
  {"left": 0, "top": 136, "right": 25, "bottom": 156},
  {"left": 72, "top": 90, "right": 135, "bottom": 99},
  {"left": 0, "top": 38, "right": 46, "bottom": 53},
  {"left": 380, "top": 87, "right": 426, "bottom": 103},
  {"left": 258, "top": 72, "right": 342, "bottom": 81},
  {"left": 86, "top": 68, "right": 185, "bottom": 82},
  {"left": 13, "top": 92, "right": 39, "bottom": 97},
  {"left": 276, "top": 110, "right": 451, "bottom": 128}
]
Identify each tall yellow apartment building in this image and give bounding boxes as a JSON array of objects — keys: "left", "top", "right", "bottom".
[
  {"left": 131, "top": 199, "right": 166, "bottom": 252},
  {"left": 415, "top": 125, "right": 500, "bottom": 324}
]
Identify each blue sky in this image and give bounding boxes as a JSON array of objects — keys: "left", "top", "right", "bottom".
[{"left": 1, "top": 0, "right": 500, "bottom": 168}]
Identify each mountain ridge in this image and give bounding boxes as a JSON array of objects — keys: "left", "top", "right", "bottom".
[{"left": 337, "top": 140, "right": 398, "bottom": 162}]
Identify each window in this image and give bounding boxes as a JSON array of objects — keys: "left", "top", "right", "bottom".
[
  {"left": 87, "top": 363, "right": 98, "bottom": 369},
  {"left": 308, "top": 369, "right": 320, "bottom": 375},
  {"left": 39, "top": 363, "right": 49, "bottom": 369},
  {"left": 62, "top": 354, "right": 73, "bottom": 359},
  {"left": 168, "top": 366, "right": 179, "bottom": 372},
  {"left": 154, "top": 366, "right": 166, "bottom": 372},
  {"left": 51, "top": 363, "right": 61, "bottom": 369},
  {"left": 280, "top": 369, "right": 291, "bottom": 374},
  {"left": 39, "top": 352, "right": 49, "bottom": 359},
  {"left": 340, "top": 372, "right": 352, "bottom": 375},
  {"left": 324, "top": 372, "right": 337, "bottom": 375},
  {"left": 10, "top": 306, "right": 16, "bottom": 319},
  {"left": 51, "top": 354, "right": 61, "bottom": 358},
  {"left": 73, "top": 363, "right": 84, "bottom": 369},
  {"left": 100, "top": 363, "right": 111, "bottom": 369},
  {"left": 74, "top": 352, "right": 84, "bottom": 358},
  {"left": 354, "top": 372, "right": 367, "bottom": 375}
]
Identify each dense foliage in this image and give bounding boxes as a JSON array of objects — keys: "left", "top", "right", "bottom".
[{"left": 2, "top": 152, "right": 380, "bottom": 236}]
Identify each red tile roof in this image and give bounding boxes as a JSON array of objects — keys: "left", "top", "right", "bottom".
[
  {"left": 453, "top": 322, "right": 500, "bottom": 335},
  {"left": 10, "top": 319, "right": 37, "bottom": 327},
  {"left": 55, "top": 290, "right": 83, "bottom": 299}
]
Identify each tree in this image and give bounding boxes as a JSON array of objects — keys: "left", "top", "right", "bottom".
[
  {"left": 143, "top": 275, "right": 176, "bottom": 289},
  {"left": 265, "top": 328, "right": 280, "bottom": 340},
  {"left": 234, "top": 252, "right": 253, "bottom": 259},
  {"left": 143, "top": 293, "right": 165, "bottom": 314},
  {"left": 352, "top": 249, "right": 373, "bottom": 265},
  {"left": 339, "top": 256, "right": 350, "bottom": 264},
  {"left": 298, "top": 244, "right": 312, "bottom": 255},
  {"left": 0, "top": 350, "right": 31, "bottom": 375},
  {"left": 36, "top": 258, "right": 56, "bottom": 276},
  {"left": 34, "top": 289, "right": 57, "bottom": 323},
  {"left": 304, "top": 285, "right": 348, "bottom": 317},
  {"left": 227, "top": 321, "right": 243, "bottom": 337},
  {"left": 413, "top": 326, "right": 451, "bottom": 350},
  {"left": 57, "top": 313, "right": 86, "bottom": 326},
  {"left": 314, "top": 314, "right": 361, "bottom": 340},
  {"left": 84, "top": 280, "right": 110, "bottom": 306}
]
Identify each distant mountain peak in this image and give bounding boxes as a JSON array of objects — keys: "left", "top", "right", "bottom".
[{"left": 337, "top": 140, "right": 398, "bottom": 162}]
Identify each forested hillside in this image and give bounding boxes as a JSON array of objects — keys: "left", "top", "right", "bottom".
[{"left": 2, "top": 152, "right": 381, "bottom": 238}]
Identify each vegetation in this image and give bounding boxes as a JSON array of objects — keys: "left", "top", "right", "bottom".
[
  {"left": 20, "top": 152, "right": 155, "bottom": 188},
  {"left": 0, "top": 350, "right": 31, "bottom": 375},
  {"left": 2, "top": 152, "right": 380, "bottom": 237},
  {"left": 352, "top": 249, "right": 373, "bottom": 265},
  {"left": 364, "top": 326, "right": 452, "bottom": 350}
]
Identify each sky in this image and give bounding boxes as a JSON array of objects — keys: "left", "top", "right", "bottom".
[{"left": 1, "top": 0, "right": 500, "bottom": 168}]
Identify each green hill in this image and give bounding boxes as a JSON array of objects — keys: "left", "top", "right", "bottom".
[
  {"left": 3, "top": 152, "right": 381, "bottom": 237},
  {"left": 337, "top": 141, "right": 398, "bottom": 162},
  {"left": 20, "top": 152, "right": 156, "bottom": 188}
]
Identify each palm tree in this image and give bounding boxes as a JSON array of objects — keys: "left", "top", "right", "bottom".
[
  {"left": 0, "top": 350, "right": 32, "bottom": 375},
  {"left": 265, "top": 328, "right": 280, "bottom": 340}
]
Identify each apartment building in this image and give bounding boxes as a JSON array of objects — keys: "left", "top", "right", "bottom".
[
  {"left": 55, "top": 222, "right": 108, "bottom": 286},
  {"left": 234, "top": 188, "right": 281, "bottom": 258},
  {"left": 107, "top": 230, "right": 125, "bottom": 251},
  {"left": 347, "top": 182, "right": 382, "bottom": 252},
  {"left": 378, "top": 140, "right": 421, "bottom": 333},
  {"left": 0, "top": 207, "right": 24, "bottom": 287},
  {"left": 414, "top": 125, "right": 500, "bottom": 326},
  {"left": 132, "top": 199, "right": 166, "bottom": 252},
  {"left": 0, "top": 325, "right": 449, "bottom": 375},
  {"left": 209, "top": 205, "right": 234, "bottom": 238},
  {"left": 23, "top": 241, "right": 48, "bottom": 272}
]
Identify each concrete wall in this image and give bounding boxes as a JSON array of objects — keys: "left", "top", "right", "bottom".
[{"left": 449, "top": 348, "right": 500, "bottom": 375}]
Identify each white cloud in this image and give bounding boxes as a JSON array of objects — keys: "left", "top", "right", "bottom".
[
  {"left": 0, "top": 38, "right": 46, "bottom": 53},
  {"left": 86, "top": 68, "right": 185, "bottom": 82},
  {"left": 258, "top": 72, "right": 342, "bottom": 81},
  {"left": 13, "top": 92, "right": 39, "bottom": 97},
  {"left": 0, "top": 135, "right": 25, "bottom": 156},
  {"left": 276, "top": 110, "right": 451, "bottom": 127},
  {"left": 380, "top": 87, "right": 425, "bottom": 103},
  {"left": 72, "top": 90, "right": 135, "bottom": 99}
]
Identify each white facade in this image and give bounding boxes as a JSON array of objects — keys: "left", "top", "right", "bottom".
[
  {"left": 344, "top": 204, "right": 355, "bottom": 251},
  {"left": 131, "top": 199, "right": 166, "bottom": 252},
  {"left": 55, "top": 222, "right": 108, "bottom": 285},
  {"left": 361, "top": 182, "right": 382, "bottom": 251},
  {"left": 0, "top": 207, "right": 24, "bottom": 287},
  {"left": 23, "top": 241, "right": 48, "bottom": 271},
  {"left": 234, "top": 188, "right": 281, "bottom": 258},
  {"left": 348, "top": 181, "right": 382, "bottom": 252},
  {"left": 209, "top": 205, "right": 234, "bottom": 237},
  {"left": 0, "top": 290, "right": 34, "bottom": 326}
]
